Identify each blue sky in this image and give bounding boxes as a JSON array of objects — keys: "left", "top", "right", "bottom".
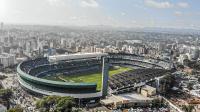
[{"left": 0, "top": 0, "right": 199, "bottom": 29}]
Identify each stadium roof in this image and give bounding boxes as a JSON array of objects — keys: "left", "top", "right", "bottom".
[{"left": 48, "top": 52, "right": 108, "bottom": 62}]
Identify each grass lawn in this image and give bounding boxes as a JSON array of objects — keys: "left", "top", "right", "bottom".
[{"left": 43, "top": 66, "right": 132, "bottom": 91}]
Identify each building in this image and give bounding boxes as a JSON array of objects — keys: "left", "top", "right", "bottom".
[
  {"left": 191, "top": 48, "right": 199, "bottom": 60},
  {"left": 0, "top": 104, "right": 6, "bottom": 112},
  {"left": 17, "top": 53, "right": 170, "bottom": 104},
  {"left": 0, "top": 53, "right": 16, "bottom": 67},
  {"left": 100, "top": 93, "right": 154, "bottom": 109},
  {"left": 0, "top": 46, "right": 3, "bottom": 54},
  {"left": 60, "top": 38, "right": 67, "bottom": 48},
  {"left": 178, "top": 54, "right": 189, "bottom": 64},
  {"left": 140, "top": 85, "right": 156, "bottom": 97},
  {"left": 76, "top": 46, "right": 82, "bottom": 52},
  {"left": 0, "top": 22, "right": 3, "bottom": 29}
]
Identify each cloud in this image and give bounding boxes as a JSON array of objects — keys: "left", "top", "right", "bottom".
[
  {"left": 144, "top": 0, "right": 173, "bottom": 9},
  {"left": 81, "top": 0, "right": 99, "bottom": 8},
  {"left": 121, "top": 12, "right": 126, "bottom": 16},
  {"left": 131, "top": 20, "right": 137, "bottom": 24},
  {"left": 174, "top": 11, "right": 183, "bottom": 16},
  {"left": 46, "top": 0, "right": 68, "bottom": 6},
  {"left": 69, "top": 16, "right": 78, "bottom": 20},
  {"left": 46, "top": 0, "right": 60, "bottom": 5},
  {"left": 177, "top": 2, "right": 189, "bottom": 8}
]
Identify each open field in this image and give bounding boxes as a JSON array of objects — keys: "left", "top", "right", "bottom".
[{"left": 43, "top": 66, "right": 132, "bottom": 91}]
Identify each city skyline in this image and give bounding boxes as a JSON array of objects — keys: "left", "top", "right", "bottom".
[{"left": 0, "top": 0, "right": 200, "bottom": 29}]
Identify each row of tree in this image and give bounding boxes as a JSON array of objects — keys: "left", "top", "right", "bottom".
[
  {"left": 36, "top": 95, "right": 79, "bottom": 112},
  {"left": 0, "top": 89, "right": 12, "bottom": 109},
  {"left": 182, "top": 105, "right": 196, "bottom": 112},
  {"left": 7, "top": 105, "right": 23, "bottom": 112},
  {"left": 0, "top": 88, "right": 80, "bottom": 112}
]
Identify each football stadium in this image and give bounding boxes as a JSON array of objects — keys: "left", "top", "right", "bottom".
[{"left": 17, "top": 53, "right": 171, "bottom": 100}]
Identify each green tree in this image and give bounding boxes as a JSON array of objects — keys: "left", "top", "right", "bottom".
[
  {"left": 0, "top": 75, "right": 7, "bottom": 80},
  {"left": 36, "top": 95, "right": 59, "bottom": 112},
  {"left": 7, "top": 105, "right": 23, "bottom": 112},
  {"left": 183, "top": 59, "right": 190, "bottom": 66},
  {"left": 55, "top": 97, "right": 75, "bottom": 112},
  {"left": 36, "top": 95, "right": 75, "bottom": 112},
  {"left": 151, "top": 98, "right": 165, "bottom": 108},
  {"left": 0, "top": 89, "right": 13, "bottom": 109},
  {"left": 177, "top": 64, "right": 184, "bottom": 69},
  {"left": 72, "top": 108, "right": 82, "bottom": 112},
  {"left": 187, "top": 83, "right": 194, "bottom": 90},
  {"left": 182, "top": 105, "right": 196, "bottom": 112}
]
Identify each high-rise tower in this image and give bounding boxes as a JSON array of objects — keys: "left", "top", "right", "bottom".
[{"left": 0, "top": 22, "right": 3, "bottom": 29}]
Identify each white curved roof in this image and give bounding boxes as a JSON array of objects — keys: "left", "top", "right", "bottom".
[{"left": 49, "top": 52, "right": 108, "bottom": 62}]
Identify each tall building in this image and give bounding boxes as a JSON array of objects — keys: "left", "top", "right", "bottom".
[
  {"left": 0, "top": 22, "right": 3, "bottom": 29},
  {"left": 0, "top": 46, "right": 3, "bottom": 55},
  {"left": 4, "top": 37, "right": 8, "bottom": 43},
  {"left": 191, "top": 38, "right": 200, "bottom": 60},
  {"left": 0, "top": 53, "right": 16, "bottom": 67},
  {"left": 26, "top": 41, "right": 32, "bottom": 53},
  {"left": 8, "top": 36, "right": 14, "bottom": 45},
  {"left": 76, "top": 46, "right": 82, "bottom": 52},
  {"left": 61, "top": 38, "right": 67, "bottom": 48},
  {"left": 116, "top": 41, "right": 123, "bottom": 49},
  {"left": 195, "top": 37, "right": 199, "bottom": 46},
  {"left": 191, "top": 48, "right": 199, "bottom": 60}
]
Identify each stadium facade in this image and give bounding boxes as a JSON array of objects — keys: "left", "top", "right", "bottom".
[{"left": 17, "top": 53, "right": 171, "bottom": 99}]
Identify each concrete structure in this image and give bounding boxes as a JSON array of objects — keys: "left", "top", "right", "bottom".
[
  {"left": 178, "top": 54, "right": 188, "bottom": 64},
  {"left": 191, "top": 48, "right": 199, "bottom": 60},
  {"left": 0, "top": 104, "right": 6, "bottom": 112},
  {"left": 102, "top": 57, "right": 109, "bottom": 97},
  {"left": 17, "top": 53, "right": 170, "bottom": 100},
  {"left": 141, "top": 85, "right": 156, "bottom": 97},
  {"left": 48, "top": 52, "right": 107, "bottom": 63},
  {"left": 101, "top": 93, "right": 153, "bottom": 109},
  {"left": 0, "top": 53, "right": 16, "bottom": 67},
  {"left": 0, "top": 22, "right": 3, "bottom": 29}
]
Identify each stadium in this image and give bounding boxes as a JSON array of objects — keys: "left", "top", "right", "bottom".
[{"left": 17, "top": 53, "right": 171, "bottom": 101}]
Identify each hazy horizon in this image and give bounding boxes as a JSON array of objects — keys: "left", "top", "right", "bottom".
[{"left": 0, "top": 0, "right": 200, "bottom": 29}]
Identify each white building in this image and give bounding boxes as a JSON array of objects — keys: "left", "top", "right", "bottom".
[
  {"left": 0, "top": 53, "right": 16, "bottom": 67},
  {"left": 178, "top": 54, "right": 189, "bottom": 64}
]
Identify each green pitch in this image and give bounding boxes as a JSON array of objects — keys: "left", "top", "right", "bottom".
[{"left": 43, "top": 66, "right": 132, "bottom": 91}]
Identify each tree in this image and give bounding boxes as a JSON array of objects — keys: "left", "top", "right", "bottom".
[
  {"left": 0, "top": 89, "right": 13, "bottom": 98},
  {"left": 0, "top": 89, "right": 13, "bottom": 109},
  {"left": 36, "top": 95, "right": 60, "bottom": 112},
  {"left": 7, "top": 105, "right": 23, "bottom": 112},
  {"left": 73, "top": 108, "right": 82, "bottom": 112},
  {"left": 187, "top": 83, "right": 194, "bottom": 90},
  {"left": 183, "top": 59, "right": 190, "bottom": 66},
  {"left": 36, "top": 95, "right": 75, "bottom": 112},
  {"left": 0, "top": 75, "right": 7, "bottom": 80},
  {"left": 182, "top": 105, "right": 196, "bottom": 112},
  {"left": 55, "top": 97, "right": 75, "bottom": 112},
  {"left": 151, "top": 98, "right": 164, "bottom": 108},
  {"left": 198, "top": 77, "right": 200, "bottom": 83},
  {"left": 177, "top": 64, "right": 184, "bottom": 70}
]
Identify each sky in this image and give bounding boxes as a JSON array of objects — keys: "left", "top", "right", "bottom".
[{"left": 0, "top": 0, "right": 200, "bottom": 29}]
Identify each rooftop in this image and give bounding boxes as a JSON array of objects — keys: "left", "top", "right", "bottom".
[
  {"left": 48, "top": 52, "right": 108, "bottom": 62},
  {"left": 101, "top": 92, "right": 153, "bottom": 105}
]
